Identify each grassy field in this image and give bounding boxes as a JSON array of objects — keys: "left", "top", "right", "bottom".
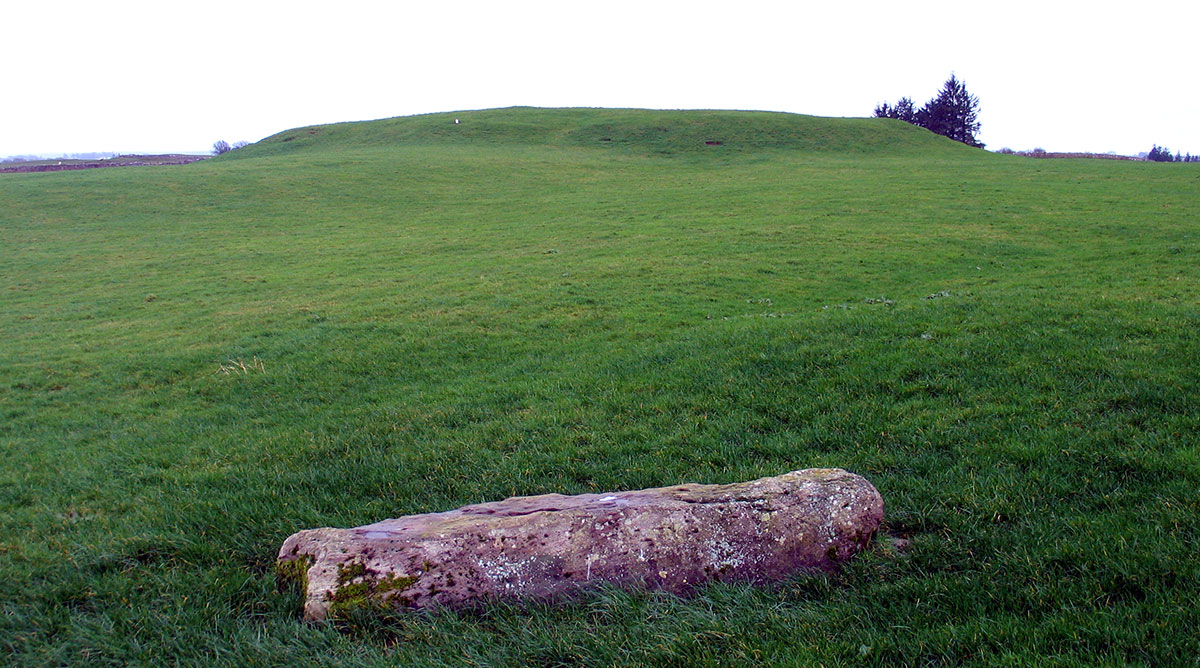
[{"left": 2, "top": 107, "right": 1198, "bottom": 666}]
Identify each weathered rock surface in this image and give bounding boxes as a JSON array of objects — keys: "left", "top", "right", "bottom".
[{"left": 277, "top": 468, "right": 883, "bottom": 620}]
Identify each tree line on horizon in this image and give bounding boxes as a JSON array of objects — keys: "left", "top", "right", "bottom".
[
  {"left": 876, "top": 75, "right": 1196, "bottom": 161},
  {"left": 874, "top": 74, "right": 983, "bottom": 149},
  {"left": 1146, "top": 145, "right": 1197, "bottom": 162}
]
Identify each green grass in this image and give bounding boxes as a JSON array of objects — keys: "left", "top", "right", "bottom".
[{"left": 2, "top": 107, "right": 1198, "bottom": 666}]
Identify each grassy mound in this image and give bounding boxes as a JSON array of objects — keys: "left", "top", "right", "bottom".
[
  {"left": 1, "top": 108, "right": 1197, "bottom": 666},
  {"left": 230, "top": 106, "right": 973, "bottom": 160}
]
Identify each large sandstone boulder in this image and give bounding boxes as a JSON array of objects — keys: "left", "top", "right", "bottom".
[{"left": 277, "top": 468, "right": 883, "bottom": 620}]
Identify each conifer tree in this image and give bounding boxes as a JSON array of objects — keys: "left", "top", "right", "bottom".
[
  {"left": 1147, "top": 145, "right": 1174, "bottom": 162},
  {"left": 873, "top": 96, "right": 918, "bottom": 124},
  {"left": 916, "top": 75, "right": 983, "bottom": 148},
  {"left": 873, "top": 74, "right": 983, "bottom": 148}
]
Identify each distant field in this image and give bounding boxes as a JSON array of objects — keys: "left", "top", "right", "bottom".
[
  {"left": 1, "top": 108, "right": 1198, "bottom": 666},
  {"left": 0, "top": 154, "right": 208, "bottom": 173},
  {"left": 1012, "top": 151, "right": 1141, "bottom": 161}
]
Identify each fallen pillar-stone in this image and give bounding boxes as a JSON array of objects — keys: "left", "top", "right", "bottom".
[{"left": 277, "top": 468, "right": 883, "bottom": 620}]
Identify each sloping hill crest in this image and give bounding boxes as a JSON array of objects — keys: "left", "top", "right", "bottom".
[{"left": 228, "top": 107, "right": 979, "bottom": 160}]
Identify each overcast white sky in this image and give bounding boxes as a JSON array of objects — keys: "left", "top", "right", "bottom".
[{"left": 3, "top": 1, "right": 1197, "bottom": 156}]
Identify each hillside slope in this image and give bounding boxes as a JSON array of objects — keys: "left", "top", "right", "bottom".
[
  {"left": 227, "top": 106, "right": 979, "bottom": 160},
  {"left": 2, "top": 106, "right": 1197, "bottom": 667}
]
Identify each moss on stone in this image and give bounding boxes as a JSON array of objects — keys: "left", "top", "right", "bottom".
[
  {"left": 826, "top": 544, "right": 840, "bottom": 562},
  {"left": 335, "top": 561, "right": 368, "bottom": 585},
  {"left": 275, "top": 554, "right": 314, "bottom": 592},
  {"left": 325, "top": 563, "right": 419, "bottom": 617},
  {"left": 376, "top": 573, "right": 420, "bottom": 594}
]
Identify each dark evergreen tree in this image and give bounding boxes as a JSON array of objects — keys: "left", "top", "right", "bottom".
[
  {"left": 916, "top": 74, "right": 983, "bottom": 148},
  {"left": 1147, "top": 145, "right": 1174, "bottom": 162},
  {"left": 874, "top": 96, "right": 918, "bottom": 124},
  {"left": 872, "top": 75, "right": 983, "bottom": 148}
]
